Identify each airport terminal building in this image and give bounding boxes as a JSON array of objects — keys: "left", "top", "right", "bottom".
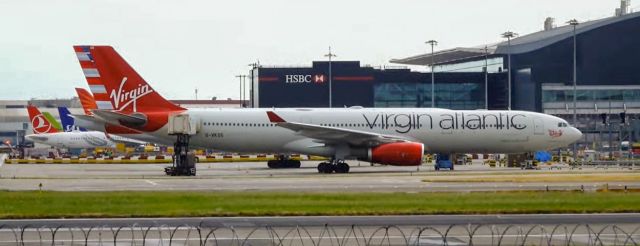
[{"left": 250, "top": 9, "right": 640, "bottom": 151}]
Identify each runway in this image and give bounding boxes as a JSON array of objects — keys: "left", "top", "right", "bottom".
[{"left": 0, "top": 161, "right": 639, "bottom": 192}]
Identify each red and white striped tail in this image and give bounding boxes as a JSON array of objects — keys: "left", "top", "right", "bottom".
[{"left": 72, "top": 45, "right": 184, "bottom": 113}]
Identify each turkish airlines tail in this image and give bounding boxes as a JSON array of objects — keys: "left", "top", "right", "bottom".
[
  {"left": 75, "top": 87, "right": 97, "bottom": 115},
  {"left": 27, "top": 105, "right": 59, "bottom": 134},
  {"left": 73, "top": 45, "right": 185, "bottom": 113}
]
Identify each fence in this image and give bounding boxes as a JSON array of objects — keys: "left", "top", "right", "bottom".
[{"left": 0, "top": 223, "right": 638, "bottom": 245}]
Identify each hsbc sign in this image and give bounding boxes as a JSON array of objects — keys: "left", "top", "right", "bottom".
[{"left": 285, "top": 74, "right": 325, "bottom": 84}]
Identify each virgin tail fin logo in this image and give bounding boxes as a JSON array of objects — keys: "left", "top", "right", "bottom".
[
  {"left": 26, "top": 106, "right": 59, "bottom": 134},
  {"left": 73, "top": 45, "right": 185, "bottom": 113}
]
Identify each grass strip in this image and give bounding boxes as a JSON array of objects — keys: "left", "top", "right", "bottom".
[
  {"left": 422, "top": 173, "right": 640, "bottom": 183},
  {"left": 0, "top": 191, "right": 639, "bottom": 219}
]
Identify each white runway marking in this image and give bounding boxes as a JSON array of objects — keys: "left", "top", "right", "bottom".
[{"left": 144, "top": 180, "right": 158, "bottom": 186}]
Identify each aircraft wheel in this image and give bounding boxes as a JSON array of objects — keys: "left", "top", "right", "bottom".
[
  {"left": 286, "top": 160, "right": 301, "bottom": 168},
  {"left": 318, "top": 162, "right": 333, "bottom": 173},
  {"left": 317, "top": 162, "right": 327, "bottom": 173},
  {"left": 323, "top": 164, "right": 335, "bottom": 174},
  {"left": 268, "top": 160, "right": 277, "bottom": 168},
  {"left": 335, "top": 163, "right": 350, "bottom": 173}
]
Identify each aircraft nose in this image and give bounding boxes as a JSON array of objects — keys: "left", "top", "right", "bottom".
[{"left": 569, "top": 127, "right": 582, "bottom": 143}]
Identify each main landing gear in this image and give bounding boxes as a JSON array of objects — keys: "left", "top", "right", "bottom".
[
  {"left": 164, "top": 134, "right": 197, "bottom": 176},
  {"left": 267, "top": 155, "right": 301, "bottom": 169},
  {"left": 317, "top": 159, "right": 350, "bottom": 174}
]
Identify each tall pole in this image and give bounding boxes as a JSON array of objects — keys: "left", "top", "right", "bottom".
[
  {"left": 242, "top": 75, "right": 247, "bottom": 107},
  {"left": 568, "top": 19, "right": 580, "bottom": 161},
  {"left": 324, "top": 47, "right": 337, "bottom": 108},
  {"left": 426, "top": 40, "right": 438, "bottom": 107},
  {"left": 507, "top": 37, "right": 511, "bottom": 110},
  {"left": 484, "top": 45, "right": 489, "bottom": 110},
  {"left": 502, "top": 31, "right": 517, "bottom": 110},
  {"left": 235, "top": 75, "right": 243, "bottom": 107}
]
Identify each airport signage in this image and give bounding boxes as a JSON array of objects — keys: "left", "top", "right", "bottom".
[{"left": 285, "top": 74, "right": 325, "bottom": 84}]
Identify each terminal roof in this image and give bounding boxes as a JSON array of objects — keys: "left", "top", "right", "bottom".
[
  {"left": 391, "top": 12, "right": 640, "bottom": 66},
  {"left": 389, "top": 46, "right": 497, "bottom": 66}
]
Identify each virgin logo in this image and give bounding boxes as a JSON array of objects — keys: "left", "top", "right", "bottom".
[
  {"left": 548, "top": 129, "right": 563, "bottom": 138},
  {"left": 31, "top": 114, "right": 52, "bottom": 134},
  {"left": 110, "top": 77, "right": 154, "bottom": 112}
]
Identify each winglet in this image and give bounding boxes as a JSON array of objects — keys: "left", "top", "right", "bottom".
[{"left": 266, "top": 111, "right": 286, "bottom": 123}]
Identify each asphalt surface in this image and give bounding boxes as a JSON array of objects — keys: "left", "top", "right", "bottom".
[
  {"left": 0, "top": 161, "right": 639, "bottom": 192},
  {"left": 2, "top": 214, "right": 640, "bottom": 228},
  {"left": 1, "top": 162, "right": 639, "bottom": 244}
]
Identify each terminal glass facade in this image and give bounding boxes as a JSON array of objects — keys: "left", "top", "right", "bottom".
[
  {"left": 542, "top": 87, "right": 640, "bottom": 103},
  {"left": 373, "top": 82, "right": 484, "bottom": 109}
]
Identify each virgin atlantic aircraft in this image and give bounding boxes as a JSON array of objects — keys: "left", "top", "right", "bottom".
[{"left": 72, "top": 45, "right": 582, "bottom": 173}]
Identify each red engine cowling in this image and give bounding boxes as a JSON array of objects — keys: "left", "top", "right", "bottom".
[{"left": 369, "top": 142, "right": 425, "bottom": 166}]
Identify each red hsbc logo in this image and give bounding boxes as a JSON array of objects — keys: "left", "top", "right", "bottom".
[
  {"left": 285, "top": 74, "right": 325, "bottom": 84},
  {"left": 313, "top": 75, "right": 325, "bottom": 83}
]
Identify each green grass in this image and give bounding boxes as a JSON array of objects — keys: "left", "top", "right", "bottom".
[{"left": 0, "top": 191, "right": 639, "bottom": 219}]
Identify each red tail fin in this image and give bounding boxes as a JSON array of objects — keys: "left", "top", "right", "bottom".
[
  {"left": 73, "top": 45, "right": 185, "bottom": 113},
  {"left": 27, "top": 105, "right": 59, "bottom": 134},
  {"left": 75, "top": 88, "right": 98, "bottom": 115}
]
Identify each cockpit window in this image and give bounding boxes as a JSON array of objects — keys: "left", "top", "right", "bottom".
[{"left": 557, "top": 122, "right": 568, "bottom": 127}]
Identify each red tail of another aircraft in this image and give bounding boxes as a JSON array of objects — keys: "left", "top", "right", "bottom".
[
  {"left": 73, "top": 45, "right": 185, "bottom": 113},
  {"left": 27, "top": 105, "right": 59, "bottom": 134},
  {"left": 75, "top": 87, "right": 98, "bottom": 115}
]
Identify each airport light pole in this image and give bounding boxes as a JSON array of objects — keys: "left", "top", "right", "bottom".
[
  {"left": 568, "top": 19, "right": 580, "bottom": 161},
  {"left": 484, "top": 45, "right": 489, "bottom": 110},
  {"left": 243, "top": 75, "right": 248, "bottom": 107},
  {"left": 235, "top": 75, "right": 248, "bottom": 107},
  {"left": 235, "top": 75, "right": 243, "bottom": 107},
  {"left": 501, "top": 31, "right": 517, "bottom": 110},
  {"left": 324, "top": 47, "right": 337, "bottom": 108},
  {"left": 426, "top": 40, "right": 438, "bottom": 107}
]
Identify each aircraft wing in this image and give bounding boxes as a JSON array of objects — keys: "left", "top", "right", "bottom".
[
  {"left": 266, "top": 111, "right": 412, "bottom": 146},
  {"left": 105, "top": 134, "right": 147, "bottom": 145}
]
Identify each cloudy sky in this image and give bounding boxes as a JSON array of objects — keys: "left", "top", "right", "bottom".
[{"left": 0, "top": 0, "right": 627, "bottom": 100}]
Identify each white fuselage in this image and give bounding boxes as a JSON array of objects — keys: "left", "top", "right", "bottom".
[
  {"left": 141, "top": 108, "right": 581, "bottom": 157},
  {"left": 25, "top": 131, "right": 116, "bottom": 149}
]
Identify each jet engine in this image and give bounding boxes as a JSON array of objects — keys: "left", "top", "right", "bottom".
[{"left": 362, "top": 142, "right": 425, "bottom": 166}]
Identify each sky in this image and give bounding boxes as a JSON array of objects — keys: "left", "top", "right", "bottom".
[{"left": 0, "top": 0, "right": 629, "bottom": 100}]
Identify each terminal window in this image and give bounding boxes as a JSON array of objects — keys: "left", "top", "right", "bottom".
[{"left": 374, "top": 82, "right": 483, "bottom": 109}]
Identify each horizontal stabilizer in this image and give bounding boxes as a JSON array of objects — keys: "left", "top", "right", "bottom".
[{"left": 92, "top": 109, "right": 147, "bottom": 127}]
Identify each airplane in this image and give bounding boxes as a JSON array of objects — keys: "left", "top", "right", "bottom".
[
  {"left": 72, "top": 45, "right": 582, "bottom": 174},
  {"left": 25, "top": 105, "right": 117, "bottom": 149}
]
